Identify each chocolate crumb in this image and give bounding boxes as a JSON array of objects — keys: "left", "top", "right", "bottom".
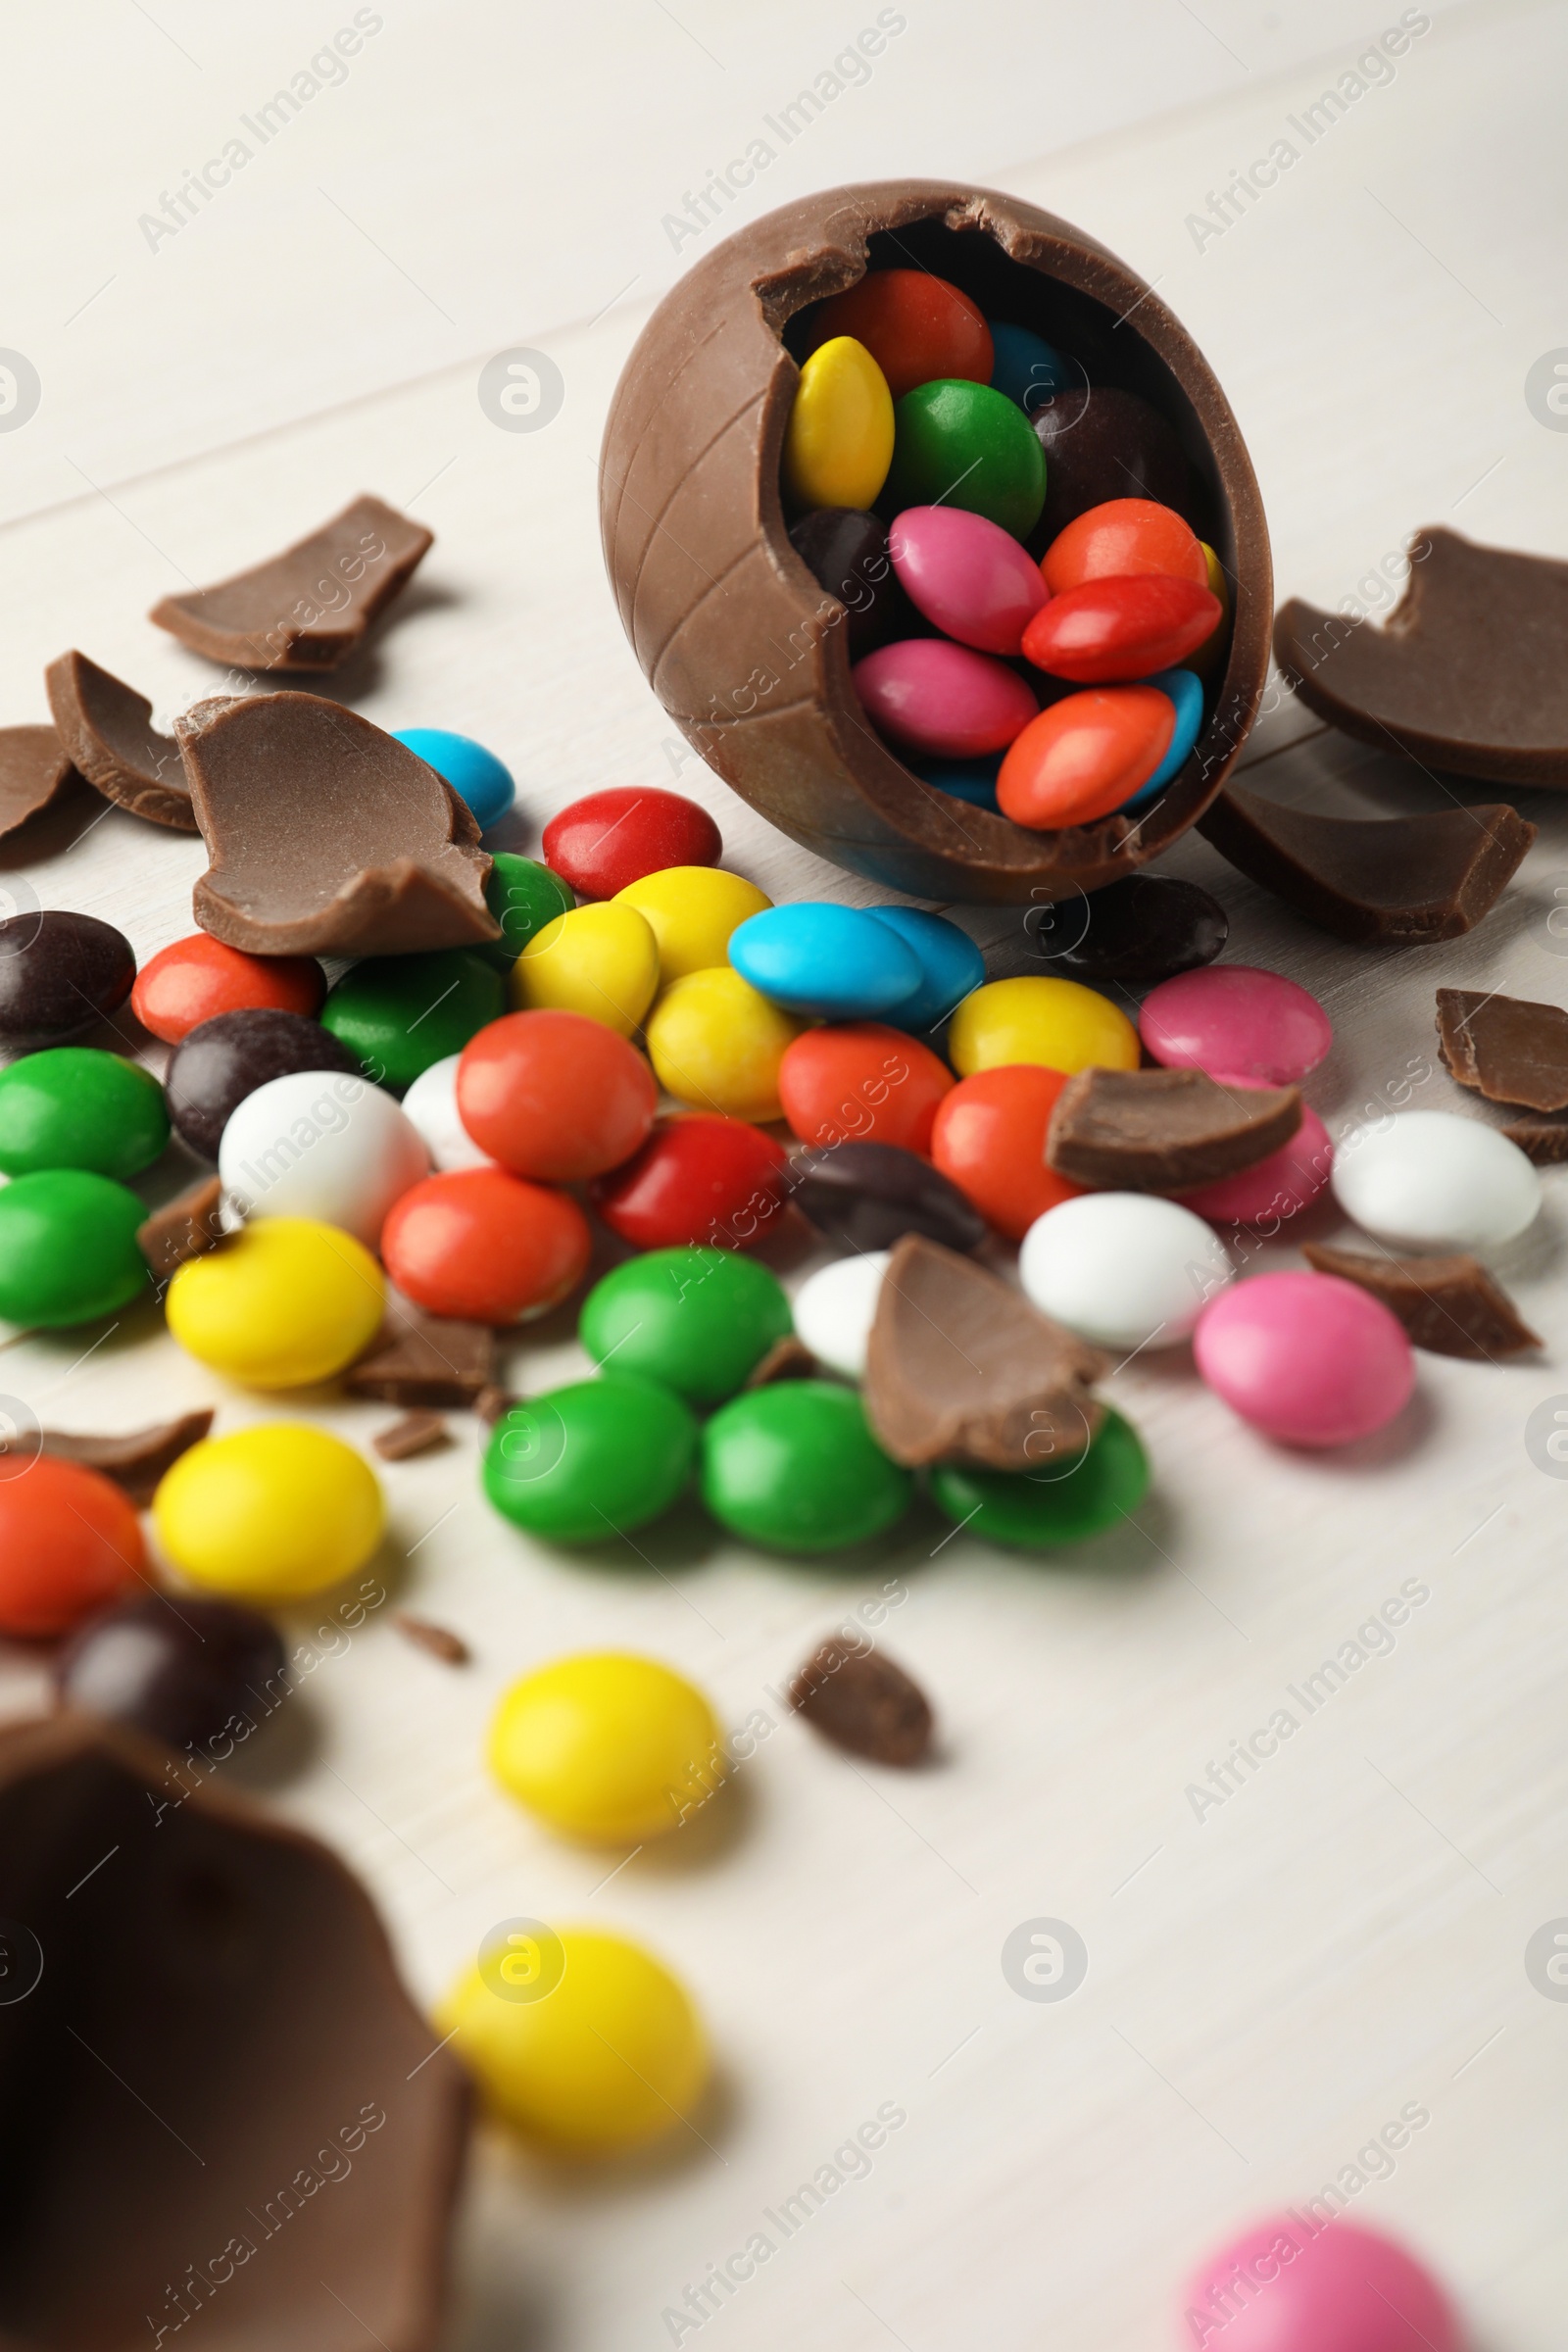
[
  {"left": 371, "top": 1410, "right": 450, "bottom": 1461},
  {"left": 744, "top": 1335, "right": 818, "bottom": 1387},
  {"left": 26, "top": 1411, "right": 215, "bottom": 1507},
  {"left": 1436, "top": 987, "right": 1568, "bottom": 1112},
  {"left": 393, "top": 1613, "right": 470, "bottom": 1666},
  {"left": 346, "top": 1302, "right": 496, "bottom": 1406},
  {"left": 136, "top": 1176, "right": 225, "bottom": 1279},
  {"left": 1301, "top": 1242, "right": 1541, "bottom": 1360},
  {"left": 789, "top": 1635, "right": 933, "bottom": 1767},
  {"left": 473, "top": 1385, "right": 516, "bottom": 1425},
  {"left": 1502, "top": 1108, "right": 1568, "bottom": 1164}
]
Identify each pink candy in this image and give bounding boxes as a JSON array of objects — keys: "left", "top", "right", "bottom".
[
  {"left": 1195, "top": 1270, "right": 1414, "bottom": 1446},
  {"left": 888, "top": 506, "right": 1050, "bottom": 655},
  {"left": 1180, "top": 1073, "right": 1333, "bottom": 1226},
  {"left": 852, "top": 638, "right": 1038, "bottom": 758},
  {"left": 1142, "top": 965, "right": 1332, "bottom": 1084},
  {"left": 1181, "top": 2215, "right": 1457, "bottom": 2352}
]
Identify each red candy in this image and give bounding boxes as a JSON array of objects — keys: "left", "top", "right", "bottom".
[
  {"left": 778, "top": 1024, "right": 954, "bottom": 1154},
  {"left": 457, "top": 1010, "right": 657, "bottom": 1182},
  {"left": 1041, "top": 498, "right": 1207, "bottom": 596},
  {"left": 930, "top": 1065, "right": 1085, "bottom": 1240},
  {"left": 803, "top": 269, "right": 993, "bottom": 401},
  {"left": 380, "top": 1166, "right": 590, "bottom": 1324},
  {"left": 592, "top": 1113, "right": 788, "bottom": 1251},
  {"left": 543, "top": 788, "right": 721, "bottom": 900},
  {"left": 0, "top": 1455, "right": 146, "bottom": 1638},
  {"left": 998, "top": 687, "right": 1174, "bottom": 829},
  {"left": 1021, "top": 573, "right": 1221, "bottom": 683},
  {"left": 131, "top": 933, "right": 324, "bottom": 1044}
]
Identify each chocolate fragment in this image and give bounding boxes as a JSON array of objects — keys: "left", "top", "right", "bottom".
[
  {"left": 793, "top": 1141, "right": 986, "bottom": 1254},
  {"left": 864, "top": 1233, "right": 1106, "bottom": 1470},
  {"left": 1501, "top": 1109, "right": 1568, "bottom": 1164},
  {"left": 372, "top": 1409, "right": 451, "bottom": 1461},
  {"left": 744, "top": 1335, "right": 819, "bottom": 1387},
  {"left": 55, "top": 1592, "right": 285, "bottom": 1751},
  {"left": 1301, "top": 1242, "right": 1541, "bottom": 1360},
  {"left": 789, "top": 1634, "right": 933, "bottom": 1767},
  {"left": 1200, "top": 786, "right": 1533, "bottom": 944},
  {"left": 1436, "top": 987, "right": 1568, "bottom": 1112},
  {"left": 473, "top": 1385, "right": 517, "bottom": 1425},
  {"left": 179, "top": 691, "right": 497, "bottom": 957},
  {"left": 136, "top": 1174, "right": 225, "bottom": 1277},
  {"left": 45, "top": 650, "right": 194, "bottom": 830},
  {"left": 37, "top": 1409, "right": 214, "bottom": 1505},
  {"left": 1047, "top": 1065, "right": 1301, "bottom": 1192},
  {"left": 1275, "top": 528, "right": 1568, "bottom": 787},
  {"left": 0, "top": 908, "right": 135, "bottom": 1048},
  {"left": 346, "top": 1300, "right": 497, "bottom": 1406},
  {"left": 1001, "top": 872, "right": 1227, "bottom": 984},
  {"left": 149, "top": 493, "right": 433, "bottom": 672},
  {"left": 394, "top": 1613, "right": 470, "bottom": 1665},
  {"left": 0, "top": 723, "right": 78, "bottom": 842}
]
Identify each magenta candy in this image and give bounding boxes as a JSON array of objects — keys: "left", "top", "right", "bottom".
[
  {"left": 1194, "top": 1270, "right": 1414, "bottom": 1447},
  {"left": 1181, "top": 1073, "right": 1333, "bottom": 1225},
  {"left": 1141, "top": 965, "right": 1332, "bottom": 1084},
  {"left": 852, "top": 638, "right": 1038, "bottom": 758},
  {"left": 888, "top": 506, "right": 1051, "bottom": 656},
  {"left": 1181, "top": 2215, "right": 1457, "bottom": 2352}
]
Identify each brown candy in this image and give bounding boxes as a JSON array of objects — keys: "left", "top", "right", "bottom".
[
  {"left": 864, "top": 1233, "right": 1106, "bottom": 1470},
  {"left": 36, "top": 1410, "right": 215, "bottom": 1506},
  {"left": 178, "top": 691, "right": 497, "bottom": 957},
  {"left": 136, "top": 1174, "right": 225, "bottom": 1279},
  {"left": 1200, "top": 786, "right": 1533, "bottom": 945},
  {"left": 789, "top": 1635, "right": 933, "bottom": 1767},
  {"left": 1275, "top": 528, "right": 1568, "bottom": 787},
  {"left": 371, "top": 1409, "right": 451, "bottom": 1461},
  {"left": 346, "top": 1299, "right": 497, "bottom": 1406},
  {"left": 1436, "top": 987, "right": 1568, "bottom": 1112},
  {"left": 1047, "top": 1065, "right": 1301, "bottom": 1193},
  {"left": 1300, "top": 1243, "right": 1541, "bottom": 1360},
  {"left": 0, "top": 723, "right": 78, "bottom": 842},
  {"left": 149, "top": 493, "right": 433, "bottom": 672},
  {"left": 45, "top": 649, "right": 194, "bottom": 830}
]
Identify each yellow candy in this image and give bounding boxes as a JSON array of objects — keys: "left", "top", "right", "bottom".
[
  {"left": 645, "top": 965, "right": 803, "bottom": 1121},
  {"left": 782, "top": 334, "right": 895, "bottom": 512},
  {"left": 438, "top": 1926, "right": 708, "bottom": 2153},
  {"left": 948, "top": 976, "right": 1140, "bottom": 1078},
  {"left": 614, "top": 866, "right": 772, "bottom": 987},
  {"left": 487, "top": 1652, "right": 723, "bottom": 1842},
  {"left": 154, "top": 1423, "right": 384, "bottom": 1600},
  {"left": 1192, "top": 539, "right": 1231, "bottom": 680},
  {"left": 512, "top": 903, "right": 659, "bottom": 1036},
  {"left": 166, "top": 1216, "right": 383, "bottom": 1389}
]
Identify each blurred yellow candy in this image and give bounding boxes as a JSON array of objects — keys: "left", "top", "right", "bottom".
[
  {"left": 948, "top": 976, "right": 1140, "bottom": 1078},
  {"left": 154, "top": 1423, "right": 384, "bottom": 1600},
  {"left": 487, "top": 1651, "right": 723, "bottom": 1843},
  {"left": 166, "top": 1216, "right": 383, "bottom": 1388},
  {"left": 512, "top": 903, "right": 659, "bottom": 1036},
  {"left": 782, "top": 335, "right": 895, "bottom": 512},
  {"left": 645, "top": 965, "right": 803, "bottom": 1121},
  {"left": 438, "top": 1925, "right": 709, "bottom": 2153},
  {"left": 1191, "top": 539, "right": 1231, "bottom": 680},
  {"left": 614, "top": 867, "right": 772, "bottom": 987}
]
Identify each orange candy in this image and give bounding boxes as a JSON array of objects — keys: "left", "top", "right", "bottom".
[
  {"left": 1041, "top": 498, "right": 1207, "bottom": 596},
  {"left": 778, "top": 1024, "right": 954, "bottom": 1153},
  {"left": 380, "top": 1166, "right": 591, "bottom": 1324},
  {"left": 457, "top": 1010, "right": 657, "bottom": 1183},
  {"left": 0, "top": 1455, "right": 146, "bottom": 1637},
  {"left": 131, "top": 933, "right": 324, "bottom": 1044},
  {"left": 998, "top": 687, "right": 1174, "bottom": 829},
  {"left": 804, "top": 269, "right": 993, "bottom": 401},
  {"left": 930, "top": 1065, "right": 1085, "bottom": 1241}
]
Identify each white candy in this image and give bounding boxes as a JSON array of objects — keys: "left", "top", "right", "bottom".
[
  {"left": 220, "top": 1068, "right": 429, "bottom": 1246},
  {"left": 1019, "top": 1193, "right": 1232, "bottom": 1350},
  {"left": 1332, "top": 1109, "right": 1540, "bottom": 1249},
  {"left": 792, "top": 1251, "right": 891, "bottom": 1379},
  {"left": 401, "top": 1054, "right": 494, "bottom": 1171}
]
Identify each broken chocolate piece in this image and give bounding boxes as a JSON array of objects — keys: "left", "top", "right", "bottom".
[
  {"left": 744, "top": 1335, "right": 819, "bottom": 1387},
  {"left": 149, "top": 493, "right": 433, "bottom": 672},
  {"left": 45, "top": 650, "right": 195, "bottom": 831},
  {"left": 372, "top": 1409, "right": 451, "bottom": 1461},
  {"left": 38, "top": 1409, "right": 215, "bottom": 1506},
  {"left": 1501, "top": 1108, "right": 1568, "bottom": 1164},
  {"left": 864, "top": 1233, "right": 1106, "bottom": 1470},
  {"left": 1436, "top": 987, "right": 1568, "bottom": 1112},
  {"left": 135, "top": 1175, "right": 224, "bottom": 1279},
  {"left": 789, "top": 1634, "right": 933, "bottom": 1766},
  {"left": 473, "top": 1385, "right": 517, "bottom": 1425},
  {"left": 346, "top": 1300, "right": 496, "bottom": 1406},
  {"left": 394, "top": 1613, "right": 471, "bottom": 1665},
  {"left": 1200, "top": 787, "right": 1533, "bottom": 944},
  {"left": 1275, "top": 528, "right": 1568, "bottom": 787},
  {"left": 178, "top": 691, "right": 498, "bottom": 956},
  {"left": 794, "top": 1141, "right": 986, "bottom": 1254},
  {"left": 1300, "top": 1243, "right": 1541, "bottom": 1360},
  {"left": 0, "top": 722, "right": 78, "bottom": 842},
  {"left": 1047, "top": 1065, "right": 1301, "bottom": 1193}
]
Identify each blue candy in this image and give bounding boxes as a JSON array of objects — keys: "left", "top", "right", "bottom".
[
  {"left": 394, "top": 728, "right": 515, "bottom": 831},
  {"left": 728, "top": 904, "right": 921, "bottom": 1019},
  {"left": 908, "top": 754, "right": 1002, "bottom": 810},
  {"left": 1123, "top": 670, "right": 1204, "bottom": 808},
  {"left": 988, "top": 322, "right": 1076, "bottom": 417},
  {"left": 865, "top": 907, "right": 985, "bottom": 1035}
]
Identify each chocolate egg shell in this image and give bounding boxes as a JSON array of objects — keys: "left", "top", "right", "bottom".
[{"left": 601, "top": 180, "right": 1271, "bottom": 905}]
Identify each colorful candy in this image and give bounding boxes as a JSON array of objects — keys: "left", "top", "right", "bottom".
[
  {"left": 55, "top": 1592, "right": 287, "bottom": 1751},
  {"left": 998, "top": 685, "right": 1174, "bottom": 828},
  {"left": 778, "top": 1023, "right": 954, "bottom": 1152},
  {"left": 487, "top": 1652, "right": 723, "bottom": 1840},
  {"left": 513, "top": 901, "right": 660, "bottom": 1036},
  {"left": 543, "top": 787, "right": 720, "bottom": 901},
  {"left": 0, "top": 1170, "right": 149, "bottom": 1327},
  {"left": 483, "top": 1378, "right": 697, "bottom": 1544},
  {"left": 380, "top": 1167, "right": 591, "bottom": 1323},
  {"left": 0, "top": 909, "right": 134, "bottom": 1047},
  {"left": 910, "top": 752, "right": 1002, "bottom": 808},
  {"left": 457, "top": 1010, "right": 657, "bottom": 1181},
  {"left": 1022, "top": 573, "right": 1220, "bottom": 683},
  {"left": 400, "top": 1053, "right": 494, "bottom": 1171},
  {"left": 0, "top": 1047, "right": 169, "bottom": 1180},
  {"left": 889, "top": 506, "right": 1050, "bottom": 654},
  {"left": 701, "top": 1379, "right": 911, "bottom": 1551},
  {"left": 788, "top": 507, "right": 913, "bottom": 657},
  {"left": 165, "top": 1007, "right": 360, "bottom": 1160},
  {"left": 1182, "top": 2216, "right": 1457, "bottom": 2352},
  {"left": 580, "top": 1247, "right": 792, "bottom": 1404},
  {"left": 321, "top": 949, "right": 506, "bottom": 1092},
  {"left": 1033, "top": 384, "right": 1190, "bottom": 540},
  {"left": 865, "top": 906, "right": 985, "bottom": 1032},
  {"left": 591, "top": 1113, "right": 788, "bottom": 1251},
  {"left": 988, "top": 321, "right": 1074, "bottom": 416},
  {"left": 154, "top": 1423, "right": 384, "bottom": 1599},
  {"left": 131, "top": 932, "right": 324, "bottom": 1043},
  {"left": 391, "top": 726, "right": 515, "bottom": 831},
  {"left": 1124, "top": 666, "right": 1203, "bottom": 804},
  {"left": 884, "top": 378, "right": 1047, "bottom": 539},
  {"left": 1195, "top": 1270, "right": 1415, "bottom": 1446},
  {"left": 805, "top": 269, "right": 992, "bottom": 399},
  {"left": 1019, "top": 1192, "right": 1232, "bottom": 1349},
  {"left": 1331, "top": 1110, "right": 1541, "bottom": 1249},
  {"left": 166, "top": 1216, "right": 384, "bottom": 1387},
  {"left": 782, "top": 335, "right": 895, "bottom": 511},
  {"left": 948, "top": 976, "right": 1140, "bottom": 1079},
  {"left": 481, "top": 851, "right": 575, "bottom": 968},
  {"left": 795, "top": 1142, "right": 984, "bottom": 1255},
  {"left": 219, "top": 1071, "right": 429, "bottom": 1246},
  {"left": 853, "top": 637, "right": 1037, "bottom": 758},
  {"left": 791, "top": 1251, "right": 891, "bottom": 1379},
  {"left": 929, "top": 1407, "right": 1150, "bottom": 1546},
  {"left": 1041, "top": 497, "right": 1207, "bottom": 595},
  {"left": 614, "top": 865, "right": 771, "bottom": 986},
  {"left": 1140, "top": 966, "right": 1332, "bottom": 1084},
  {"left": 645, "top": 967, "right": 801, "bottom": 1122},
  {"left": 0, "top": 1455, "right": 145, "bottom": 1637},
  {"left": 729, "top": 903, "right": 921, "bottom": 1020},
  {"left": 930, "top": 1064, "right": 1085, "bottom": 1239}
]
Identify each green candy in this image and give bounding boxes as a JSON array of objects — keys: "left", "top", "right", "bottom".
[
  {"left": 701, "top": 1380, "right": 911, "bottom": 1553},
  {"left": 0, "top": 1170, "right": 152, "bottom": 1327},
  {"left": 930, "top": 1407, "right": 1150, "bottom": 1548},
  {"left": 579, "top": 1247, "right": 792, "bottom": 1406},
  {"left": 321, "top": 949, "right": 506, "bottom": 1092},
  {"left": 482, "top": 1375, "right": 697, "bottom": 1544},
  {"left": 0, "top": 1048, "right": 169, "bottom": 1180},
  {"left": 482, "top": 852, "right": 574, "bottom": 971},
  {"left": 883, "top": 378, "right": 1047, "bottom": 539}
]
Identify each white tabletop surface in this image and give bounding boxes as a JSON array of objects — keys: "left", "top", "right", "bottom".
[{"left": 4, "top": 4, "right": 1568, "bottom": 2347}]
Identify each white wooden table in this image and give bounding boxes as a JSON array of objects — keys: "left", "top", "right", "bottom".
[{"left": 4, "top": 4, "right": 1568, "bottom": 2345}]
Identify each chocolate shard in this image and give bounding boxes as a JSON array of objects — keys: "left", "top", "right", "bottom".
[
  {"left": 1275, "top": 528, "right": 1568, "bottom": 787},
  {"left": 1047, "top": 1065, "right": 1301, "bottom": 1192},
  {"left": 346, "top": 1300, "right": 497, "bottom": 1406},
  {"left": 789, "top": 1634, "right": 933, "bottom": 1767},
  {"left": 0, "top": 722, "right": 79, "bottom": 842},
  {"left": 394, "top": 1613, "right": 471, "bottom": 1665},
  {"left": 178, "top": 692, "right": 498, "bottom": 957},
  {"left": 136, "top": 1175, "right": 225, "bottom": 1279},
  {"left": 1200, "top": 785, "right": 1533, "bottom": 945},
  {"left": 473, "top": 1384, "right": 517, "bottom": 1424},
  {"left": 864, "top": 1233, "right": 1106, "bottom": 1470},
  {"left": 1301, "top": 1243, "right": 1541, "bottom": 1360},
  {"left": 1502, "top": 1108, "right": 1568, "bottom": 1164},
  {"left": 744, "top": 1334, "right": 819, "bottom": 1387},
  {"left": 38, "top": 1409, "right": 215, "bottom": 1505},
  {"left": 372, "top": 1409, "right": 451, "bottom": 1461},
  {"left": 149, "top": 493, "right": 433, "bottom": 672},
  {"left": 1436, "top": 987, "right": 1568, "bottom": 1112},
  {"left": 44, "top": 650, "right": 195, "bottom": 831}
]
